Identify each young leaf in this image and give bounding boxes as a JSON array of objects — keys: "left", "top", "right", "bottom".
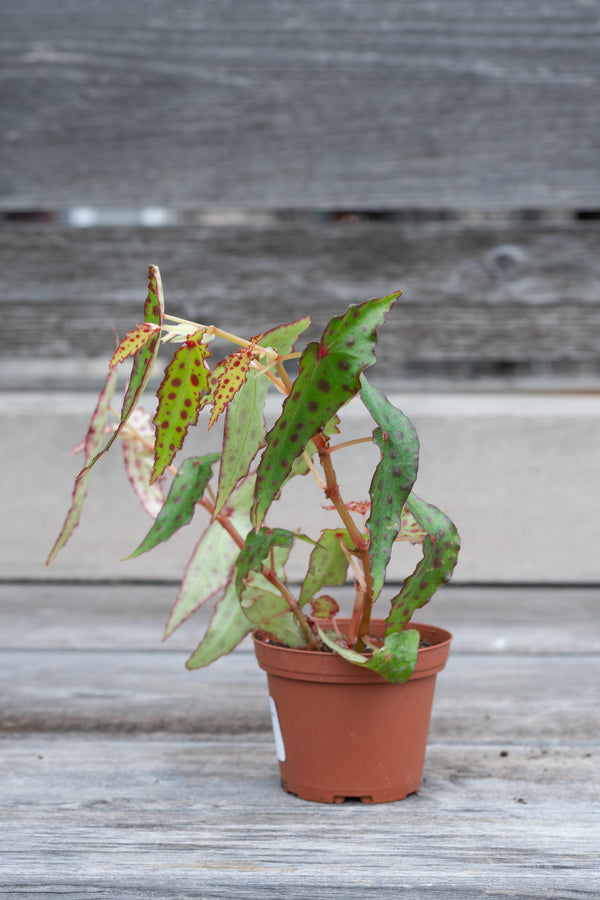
[
  {"left": 163, "top": 474, "right": 256, "bottom": 638},
  {"left": 152, "top": 332, "right": 212, "bottom": 481},
  {"left": 235, "top": 527, "right": 296, "bottom": 597},
  {"left": 240, "top": 583, "right": 306, "bottom": 648},
  {"left": 110, "top": 322, "right": 160, "bottom": 368},
  {"left": 385, "top": 493, "right": 460, "bottom": 635},
  {"left": 122, "top": 408, "right": 165, "bottom": 518},
  {"left": 360, "top": 375, "right": 419, "bottom": 601},
  {"left": 127, "top": 453, "right": 220, "bottom": 558},
  {"left": 253, "top": 292, "right": 400, "bottom": 527},
  {"left": 185, "top": 576, "right": 254, "bottom": 669},
  {"left": 317, "top": 626, "right": 420, "bottom": 683},
  {"left": 299, "top": 528, "right": 352, "bottom": 606},
  {"left": 46, "top": 361, "right": 119, "bottom": 563},
  {"left": 208, "top": 347, "right": 253, "bottom": 429}
]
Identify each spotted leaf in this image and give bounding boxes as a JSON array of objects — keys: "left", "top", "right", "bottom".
[
  {"left": 385, "top": 493, "right": 460, "bottom": 635},
  {"left": 110, "top": 322, "right": 159, "bottom": 368},
  {"left": 317, "top": 626, "right": 420, "bottom": 683},
  {"left": 152, "top": 332, "right": 212, "bottom": 481},
  {"left": 122, "top": 408, "right": 165, "bottom": 518},
  {"left": 253, "top": 292, "right": 401, "bottom": 526},
  {"left": 208, "top": 347, "right": 253, "bottom": 429},
  {"left": 360, "top": 375, "right": 419, "bottom": 601}
]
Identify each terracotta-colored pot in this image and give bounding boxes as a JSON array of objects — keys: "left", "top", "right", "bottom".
[{"left": 253, "top": 619, "right": 452, "bottom": 804}]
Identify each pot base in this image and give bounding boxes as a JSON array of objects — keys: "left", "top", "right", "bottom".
[{"left": 281, "top": 779, "right": 418, "bottom": 804}]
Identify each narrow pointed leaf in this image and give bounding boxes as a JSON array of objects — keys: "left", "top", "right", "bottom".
[
  {"left": 185, "top": 577, "right": 253, "bottom": 669},
  {"left": 122, "top": 408, "right": 165, "bottom": 518},
  {"left": 152, "top": 332, "right": 212, "bottom": 481},
  {"left": 86, "top": 265, "right": 165, "bottom": 469},
  {"left": 127, "top": 453, "right": 219, "bottom": 558},
  {"left": 214, "top": 368, "right": 269, "bottom": 516},
  {"left": 317, "top": 626, "right": 420, "bottom": 683},
  {"left": 385, "top": 493, "right": 461, "bottom": 635},
  {"left": 46, "top": 362, "right": 119, "bottom": 563},
  {"left": 208, "top": 348, "right": 253, "bottom": 429},
  {"left": 235, "top": 527, "right": 296, "bottom": 596},
  {"left": 360, "top": 375, "right": 419, "bottom": 601},
  {"left": 163, "top": 474, "right": 255, "bottom": 638},
  {"left": 253, "top": 292, "right": 400, "bottom": 527},
  {"left": 299, "top": 528, "right": 352, "bottom": 606}
]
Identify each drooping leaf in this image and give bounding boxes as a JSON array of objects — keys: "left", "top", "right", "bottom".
[
  {"left": 299, "top": 528, "right": 352, "bottom": 606},
  {"left": 122, "top": 408, "right": 166, "bottom": 518},
  {"left": 152, "top": 331, "right": 212, "bottom": 481},
  {"left": 46, "top": 361, "right": 119, "bottom": 563},
  {"left": 253, "top": 292, "right": 400, "bottom": 527},
  {"left": 208, "top": 347, "right": 253, "bottom": 429},
  {"left": 127, "top": 453, "right": 220, "bottom": 558},
  {"left": 110, "top": 322, "right": 160, "bottom": 368},
  {"left": 185, "top": 576, "right": 253, "bottom": 669},
  {"left": 397, "top": 505, "right": 428, "bottom": 544},
  {"left": 385, "top": 493, "right": 460, "bottom": 635},
  {"left": 360, "top": 375, "right": 420, "bottom": 601},
  {"left": 85, "top": 265, "right": 165, "bottom": 470},
  {"left": 317, "top": 626, "right": 420, "bottom": 683},
  {"left": 163, "top": 474, "right": 256, "bottom": 638}
]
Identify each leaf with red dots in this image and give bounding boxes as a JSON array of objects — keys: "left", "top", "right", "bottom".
[
  {"left": 252, "top": 291, "right": 401, "bottom": 527},
  {"left": 110, "top": 322, "right": 160, "bottom": 368},
  {"left": 152, "top": 332, "right": 213, "bottom": 482},
  {"left": 121, "top": 408, "right": 166, "bottom": 519},
  {"left": 385, "top": 493, "right": 460, "bottom": 635},
  {"left": 127, "top": 453, "right": 220, "bottom": 558},
  {"left": 208, "top": 347, "right": 253, "bottom": 429},
  {"left": 360, "top": 375, "right": 420, "bottom": 602},
  {"left": 317, "top": 626, "right": 420, "bottom": 683}
]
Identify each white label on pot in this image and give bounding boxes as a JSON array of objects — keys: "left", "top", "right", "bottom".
[{"left": 268, "top": 696, "right": 286, "bottom": 762}]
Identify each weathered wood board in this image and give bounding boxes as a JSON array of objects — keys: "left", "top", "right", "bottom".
[
  {"left": 2, "top": 218, "right": 599, "bottom": 387},
  {"left": 2, "top": 0, "right": 599, "bottom": 209},
  {"left": 0, "top": 584, "right": 598, "bottom": 898}
]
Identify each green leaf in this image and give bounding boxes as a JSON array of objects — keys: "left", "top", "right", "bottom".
[
  {"left": 253, "top": 292, "right": 400, "bottom": 527},
  {"left": 259, "top": 316, "right": 312, "bottom": 355},
  {"left": 299, "top": 528, "right": 352, "bottom": 606},
  {"left": 127, "top": 453, "right": 219, "bottom": 558},
  {"left": 152, "top": 332, "right": 212, "bottom": 481},
  {"left": 385, "top": 493, "right": 460, "bottom": 635},
  {"left": 164, "top": 474, "right": 255, "bottom": 638},
  {"left": 235, "top": 527, "right": 296, "bottom": 597},
  {"left": 317, "top": 626, "right": 420, "bottom": 683},
  {"left": 185, "top": 577, "right": 253, "bottom": 669},
  {"left": 240, "top": 584, "right": 306, "bottom": 647},
  {"left": 214, "top": 368, "right": 269, "bottom": 516},
  {"left": 46, "top": 360, "right": 119, "bottom": 564},
  {"left": 360, "top": 375, "right": 420, "bottom": 601}
]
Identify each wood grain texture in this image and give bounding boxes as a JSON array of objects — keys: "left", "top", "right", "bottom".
[
  {"left": 2, "top": 219, "right": 599, "bottom": 386},
  {"left": 1, "top": 584, "right": 598, "bottom": 896},
  {"left": 2, "top": 0, "right": 599, "bottom": 209}
]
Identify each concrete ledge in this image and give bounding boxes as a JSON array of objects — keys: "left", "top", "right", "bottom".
[{"left": 6, "top": 390, "right": 600, "bottom": 583}]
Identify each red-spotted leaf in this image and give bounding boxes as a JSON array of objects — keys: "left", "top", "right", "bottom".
[
  {"left": 152, "top": 332, "right": 212, "bottom": 481},
  {"left": 122, "top": 408, "right": 166, "bottom": 518},
  {"left": 208, "top": 347, "right": 253, "bottom": 429},
  {"left": 46, "top": 361, "right": 119, "bottom": 563},
  {"left": 385, "top": 493, "right": 460, "bottom": 635},
  {"left": 253, "top": 292, "right": 400, "bottom": 527},
  {"left": 310, "top": 595, "right": 340, "bottom": 618},
  {"left": 110, "top": 322, "right": 159, "bottom": 368},
  {"left": 128, "top": 453, "right": 219, "bottom": 558},
  {"left": 360, "top": 375, "right": 419, "bottom": 601},
  {"left": 299, "top": 528, "right": 352, "bottom": 606}
]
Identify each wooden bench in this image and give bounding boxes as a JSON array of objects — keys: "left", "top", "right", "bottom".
[{"left": 1, "top": 2, "right": 599, "bottom": 895}]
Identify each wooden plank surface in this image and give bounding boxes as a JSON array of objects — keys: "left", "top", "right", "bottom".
[
  {"left": 2, "top": 218, "right": 600, "bottom": 387},
  {"left": 0, "top": 584, "right": 598, "bottom": 897},
  {"left": 2, "top": 1, "right": 599, "bottom": 209}
]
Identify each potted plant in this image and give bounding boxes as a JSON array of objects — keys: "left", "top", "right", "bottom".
[{"left": 48, "top": 265, "right": 460, "bottom": 803}]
